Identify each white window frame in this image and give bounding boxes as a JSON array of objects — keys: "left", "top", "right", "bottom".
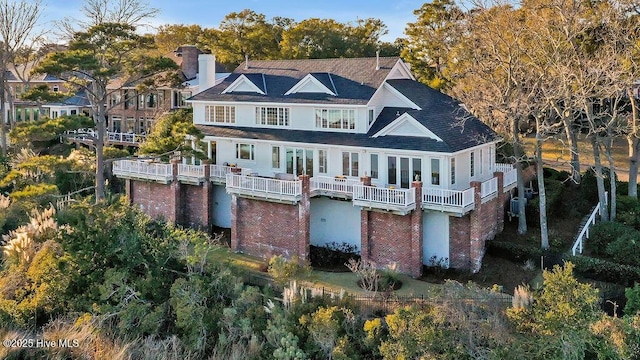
[
  {"left": 315, "top": 108, "right": 356, "bottom": 130},
  {"left": 318, "top": 149, "right": 328, "bottom": 174},
  {"left": 470, "top": 151, "right": 475, "bottom": 178},
  {"left": 255, "top": 106, "right": 289, "bottom": 126},
  {"left": 235, "top": 143, "right": 255, "bottom": 161},
  {"left": 271, "top": 146, "right": 280, "bottom": 169},
  {"left": 451, "top": 158, "right": 456, "bottom": 185},
  {"left": 342, "top": 151, "right": 359, "bottom": 177},
  {"left": 205, "top": 105, "right": 236, "bottom": 123}
]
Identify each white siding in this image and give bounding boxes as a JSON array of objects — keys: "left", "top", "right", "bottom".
[
  {"left": 422, "top": 212, "right": 450, "bottom": 267},
  {"left": 310, "top": 198, "right": 361, "bottom": 251},
  {"left": 212, "top": 184, "right": 232, "bottom": 227}
]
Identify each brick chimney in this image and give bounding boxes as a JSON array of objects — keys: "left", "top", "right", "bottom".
[{"left": 175, "top": 45, "right": 199, "bottom": 80}]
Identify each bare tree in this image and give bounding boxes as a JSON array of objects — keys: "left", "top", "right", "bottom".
[
  {"left": 0, "top": 0, "right": 44, "bottom": 157},
  {"left": 57, "top": 0, "right": 158, "bottom": 40}
]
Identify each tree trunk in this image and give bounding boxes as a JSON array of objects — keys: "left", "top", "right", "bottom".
[
  {"left": 94, "top": 102, "right": 106, "bottom": 202},
  {"left": 0, "top": 68, "right": 7, "bottom": 157},
  {"left": 591, "top": 136, "right": 609, "bottom": 222},
  {"left": 562, "top": 115, "right": 581, "bottom": 184},
  {"left": 604, "top": 138, "right": 617, "bottom": 222},
  {"left": 513, "top": 120, "right": 527, "bottom": 234},
  {"left": 536, "top": 118, "right": 549, "bottom": 249},
  {"left": 627, "top": 89, "right": 639, "bottom": 198}
]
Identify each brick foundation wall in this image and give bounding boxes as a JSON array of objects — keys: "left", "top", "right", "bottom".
[
  {"left": 449, "top": 215, "right": 471, "bottom": 268},
  {"left": 181, "top": 184, "right": 208, "bottom": 229},
  {"left": 129, "top": 180, "right": 177, "bottom": 222},
  {"left": 361, "top": 181, "right": 423, "bottom": 277},
  {"left": 231, "top": 175, "right": 310, "bottom": 262}
]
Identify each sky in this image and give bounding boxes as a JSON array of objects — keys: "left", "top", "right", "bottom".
[{"left": 43, "top": 0, "right": 428, "bottom": 42}]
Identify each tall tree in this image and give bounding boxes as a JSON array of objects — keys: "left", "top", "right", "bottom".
[
  {"left": 154, "top": 24, "right": 206, "bottom": 54},
  {"left": 402, "top": 0, "right": 464, "bottom": 90},
  {"left": 202, "top": 10, "right": 282, "bottom": 68},
  {"left": 451, "top": 3, "right": 534, "bottom": 235},
  {"left": 34, "top": 23, "right": 177, "bottom": 202},
  {"left": 0, "top": 0, "right": 44, "bottom": 157},
  {"left": 58, "top": 0, "right": 158, "bottom": 39}
]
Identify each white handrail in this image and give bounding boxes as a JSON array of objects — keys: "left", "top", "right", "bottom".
[
  {"left": 112, "top": 160, "right": 173, "bottom": 180},
  {"left": 571, "top": 204, "right": 601, "bottom": 256},
  {"left": 226, "top": 173, "right": 302, "bottom": 197},
  {"left": 310, "top": 176, "right": 361, "bottom": 194},
  {"left": 352, "top": 185, "right": 415, "bottom": 207},
  {"left": 481, "top": 177, "right": 498, "bottom": 198},
  {"left": 422, "top": 187, "right": 475, "bottom": 210},
  {"left": 495, "top": 163, "right": 515, "bottom": 173},
  {"left": 178, "top": 164, "right": 205, "bottom": 177}
]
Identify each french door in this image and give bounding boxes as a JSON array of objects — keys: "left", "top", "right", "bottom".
[{"left": 286, "top": 148, "right": 314, "bottom": 176}]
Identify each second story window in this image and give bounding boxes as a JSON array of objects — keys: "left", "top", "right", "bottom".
[
  {"left": 256, "top": 106, "right": 289, "bottom": 126},
  {"left": 205, "top": 105, "right": 236, "bottom": 123},
  {"left": 146, "top": 93, "right": 157, "bottom": 108},
  {"left": 110, "top": 93, "right": 122, "bottom": 107},
  {"left": 342, "top": 152, "right": 359, "bottom": 177},
  {"left": 52, "top": 85, "right": 59, "bottom": 92},
  {"left": 315, "top": 109, "right": 355, "bottom": 130},
  {"left": 470, "top": 151, "right": 475, "bottom": 177},
  {"left": 124, "top": 90, "right": 135, "bottom": 109}
]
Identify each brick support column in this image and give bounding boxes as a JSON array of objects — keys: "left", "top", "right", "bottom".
[
  {"left": 125, "top": 178, "right": 133, "bottom": 204},
  {"left": 360, "top": 210, "right": 370, "bottom": 262},
  {"left": 230, "top": 194, "right": 239, "bottom": 251},
  {"left": 494, "top": 171, "right": 505, "bottom": 233},
  {"left": 298, "top": 175, "right": 311, "bottom": 262},
  {"left": 409, "top": 181, "right": 423, "bottom": 277},
  {"left": 469, "top": 181, "right": 484, "bottom": 272},
  {"left": 169, "top": 158, "right": 181, "bottom": 224},
  {"left": 360, "top": 175, "right": 371, "bottom": 186},
  {"left": 202, "top": 162, "right": 212, "bottom": 232}
]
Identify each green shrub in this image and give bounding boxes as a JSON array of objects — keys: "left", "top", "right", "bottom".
[
  {"left": 268, "top": 255, "right": 310, "bottom": 285},
  {"left": 567, "top": 255, "right": 640, "bottom": 286},
  {"left": 526, "top": 177, "right": 565, "bottom": 225},
  {"left": 486, "top": 241, "right": 543, "bottom": 262},
  {"left": 617, "top": 196, "right": 640, "bottom": 231},
  {"left": 606, "top": 232, "right": 640, "bottom": 267},
  {"left": 624, "top": 283, "right": 640, "bottom": 316},
  {"left": 581, "top": 167, "right": 616, "bottom": 204},
  {"left": 589, "top": 222, "right": 636, "bottom": 256}
]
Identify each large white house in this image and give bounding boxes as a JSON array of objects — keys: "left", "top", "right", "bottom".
[{"left": 114, "top": 55, "right": 519, "bottom": 276}]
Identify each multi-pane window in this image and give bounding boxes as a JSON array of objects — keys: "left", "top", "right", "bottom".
[
  {"left": 272, "top": 146, "right": 280, "bottom": 168},
  {"left": 124, "top": 90, "right": 135, "bottom": 109},
  {"left": 146, "top": 93, "right": 157, "bottom": 108},
  {"left": 205, "top": 105, "right": 236, "bottom": 123},
  {"left": 110, "top": 93, "right": 122, "bottom": 107},
  {"left": 315, "top": 109, "right": 356, "bottom": 130},
  {"left": 236, "top": 143, "right": 255, "bottom": 160},
  {"left": 370, "top": 154, "right": 379, "bottom": 179},
  {"left": 256, "top": 107, "right": 289, "bottom": 126},
  {"left": 342, "top": 152, "right": 359, "bottom": 177},
  {"left": 318, "top": 150, "right": 327, "bottom": 174},
  {"left": 451, "top": 158, "right": 456, "bottom": 185},
  {"left": 479, "top": 149, "right": 483, "bottom": 175},
  {"left": 368, "top": 109, "right": 375, "bottom": 125}
]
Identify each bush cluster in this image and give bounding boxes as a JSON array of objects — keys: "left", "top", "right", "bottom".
[
  {"left": 309, "top": 242, "right": 360, "bottom": 269},
  {"left": 486, "top": 241, "right": 543, "bottom": 262},
  {"left": 568, "top": 255, "right": 640, "bottom": 287}
]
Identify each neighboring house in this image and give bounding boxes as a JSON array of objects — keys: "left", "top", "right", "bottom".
[
  {"left": 106, "top": 45, "right": 228, "bottom": 134},
  {"left": 113, "top": 56, "right": 521, "bottom": 276},
  {"left": 6, "top": 62, "right": 73, "bottom": 122}
]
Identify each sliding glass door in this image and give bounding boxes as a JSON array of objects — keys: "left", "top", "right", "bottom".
[{"left": 286, "top": 147, "right": 314, "bottom": 176}]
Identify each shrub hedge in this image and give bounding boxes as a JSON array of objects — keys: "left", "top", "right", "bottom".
[
  {"left": 486, "top": 241, "right": 543, "bottom": 262},
  {"left": 589, "top": 222, "right": 636, "bottom": 256},
  {"left": 567, "top": 255, "right": 640, "bottom": 287}
]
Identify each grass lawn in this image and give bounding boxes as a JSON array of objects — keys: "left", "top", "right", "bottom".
[{"left": 522, "top": 134, "right": 630, "bottom": 181}]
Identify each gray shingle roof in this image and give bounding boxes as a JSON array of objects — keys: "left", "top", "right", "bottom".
[{"left": 190, "top": 57, "right": 400, "bottom": 105}]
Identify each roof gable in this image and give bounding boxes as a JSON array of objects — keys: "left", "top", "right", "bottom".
[
  {"left": 368, "top": 82, "right": 421, "bottom": 110},
  {"left": 385, "top": 60, "right": 415, "bottom": 81},
  {"left": 222, "top": 74, "right": 266, "bottom": 95},
  {"left": 373, "top": 112, "right": 442, "bottom": 141},
  {"left": 284, "top": 73, "right": 336, "bottom": 96}
]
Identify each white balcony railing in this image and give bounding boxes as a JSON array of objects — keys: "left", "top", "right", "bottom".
[
  {"left": 481, "top": 177, "right": 498, "bottom": 199},
  {"left": 65, "top": 128, "right": 145, "bottom": 145},
  {"left": 112, "top": 160, "right": 173, "bottom": 183},
  {"left": 422, "top": 187, "right": 475, "bottom": 213},
  {"left": 496, "top": 163, "right": 517, "bottom": 191},
  {"left": 226, "top": 173, "right": 302, "bottom": 202},
  {"left": 310, "top": 176, "right": 362, "bottom": 197},
  {"left": 352, "top": 185, "right": 416, "bottom": 214},
  {"left": 177, "top": 164, "right": 206, "bottom": 184}
]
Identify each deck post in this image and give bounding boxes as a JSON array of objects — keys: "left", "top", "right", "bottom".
[
  {"left": 410, "top": 181, "right": 423, "bottom": 277},
  {"left": 494, "top": 171, "right": 505, "bottom": 233},
  {"left": 202, "top": 160, "right": 212, "bottom": 232},
  {"left": 469, "top": 181, "right": 483, "bottom": 272},
  {"left": 297, "top": 175, "right": 311, "bottom": 262}
]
